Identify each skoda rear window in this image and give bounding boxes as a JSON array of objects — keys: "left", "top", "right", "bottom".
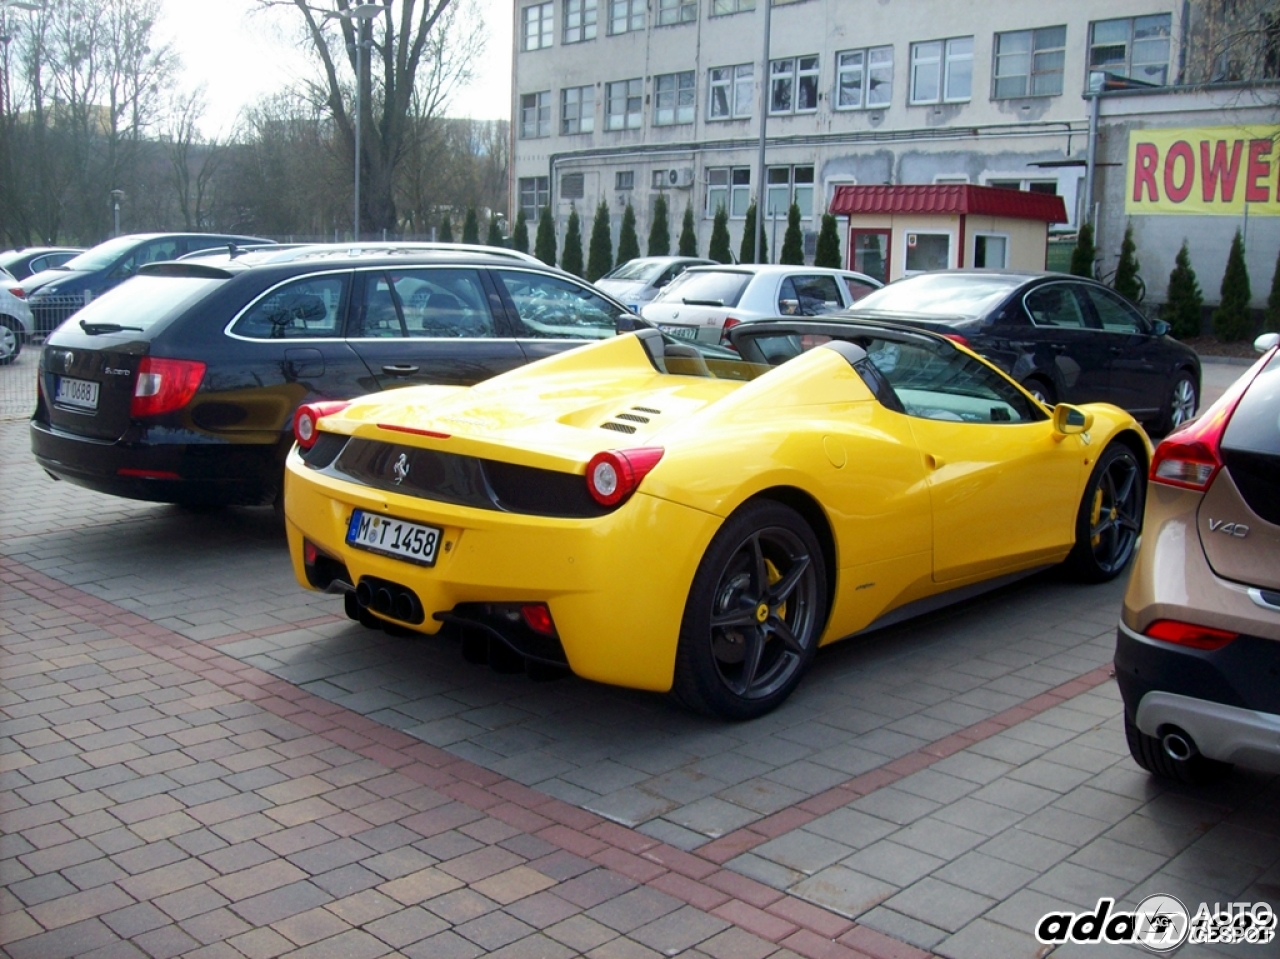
[
  {"left": 69, "top": 275, "right": 223, "bottom": 332},
  {"left": 1222, "top": 353, "right": 1280, "bottom": 456},
  {"left": 658, "top": 271, "right": 751, "bottom": 307}
]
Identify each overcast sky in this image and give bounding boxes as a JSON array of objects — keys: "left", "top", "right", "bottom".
[{"left": 154, "top": 0, "right": 512, "bottom": 137}]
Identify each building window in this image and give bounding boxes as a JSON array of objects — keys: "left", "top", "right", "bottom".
[
  {"left": 836, "top": 46, "right": 893, "bottom": 109},
  {"left": 904, "top": 232, "right": 951, "bottom": 272},
  {"left": 988, "top": 178, "right": 1058, "bottom": 194},
  {"left": 1089, "top": 14, "right": 1172, "bottom": 85},
  {"left": 708, "top": 63, "right": 754, "bottom": 120},
  {"left": 616, "top": 170, "right": 635, "bottom": 191},
  {"left": 561, "top": 172, "right": 585, "bottom": 200},
  {"left": 523, "top": 2, "right": 553, "bottom": 51},
  {"left": 657, "top": 0, "right": 695, "bottom": 26},
  {"left": 711, "top": 0, "right": 754, "bottom": 14},
  {"left": 994, "top": 26, "right": 1066, "bottom": 97},
  {"left": 706, "top": 166, "right": 751, "bottom": 218},
  {"left": 608, "top": 0, "right": 644, "bottom": 35},
  {"left": 520, "top": 91, "right": 551, "bottom": 138},
  {"left": 770, "top": 56, "right": 820, "bottom": 114},
  {"left": 765, "top": 165, "right": 815, "bottom": 220},
  {"left": 519, "top": 176, "right": 550, "bottom": 222},
  {"left": 560, "top": 85, "right": 595, "bottom": 134},
  {"left": 605, "top": 78, "right": 643, "bottom": 130},
  {"left": 974, "top": 234, "right": 1008, "bottom": 268},
  {"left": 654, "top": 71, "right": 696, "bottom": 125},
  {"left": 910, "top": 36, "right": 973, "bottom": 103},
  {"left": 563, "top": 0, "right": 597, "bottom": 43}
]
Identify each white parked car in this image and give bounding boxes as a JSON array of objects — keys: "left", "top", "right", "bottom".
[
  {"left": 640, "top": 263, "right": 882, "bottom": 343},
  {"left": 0, "top": 267, "right": 34, "bottom": 365},
  {"left": 595, "top": 256, "right": 716, "bottom": 311}
]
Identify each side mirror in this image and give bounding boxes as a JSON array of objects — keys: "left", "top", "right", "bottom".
[
  {"left": 615, "top": 312, "right": 646, "bottom": 333},
  {"left": 1053, "top": 403, "right": 1094, "bottom": 436},
  {"left": 1151, "top": 319, "right": 1170, "bottom": 337},
  {"left": 1255, "top": 332, "right": 1280, "bottom": 354}
]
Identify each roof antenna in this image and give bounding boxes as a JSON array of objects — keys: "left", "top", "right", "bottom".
[{"left": 228, "top": 243, "right": 240, "bottom": 259}]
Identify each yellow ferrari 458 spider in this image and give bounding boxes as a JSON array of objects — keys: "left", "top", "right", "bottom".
[{"left": 285, "top": 320, "right": 1150, "bottom": 719}]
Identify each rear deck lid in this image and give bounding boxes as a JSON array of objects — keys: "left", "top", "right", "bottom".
[
  {"left": 40, "top": 273, "right": 223, "bottom": 440},
  {"left": 1199, "top": 352, "right": 1280, "bottom": 590}
]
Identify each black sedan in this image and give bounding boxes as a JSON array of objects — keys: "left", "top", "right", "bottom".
[
  {"left": 837, "top": 271, "right": 1201, "bottom": 434},
  {"left": 31, "top": 245, "right": 648, "bottom": 509},
  {"left": 0, "top": 246, "right": 83, "bottom": 280}
]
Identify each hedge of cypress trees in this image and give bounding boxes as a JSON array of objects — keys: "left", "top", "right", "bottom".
[
  {"left": 1113, "top": 222, "right": 1142, "bottom": 303},
  {"left": 462, "top": 207, "right": 480, "bottom": 245},
  {"left": 1162, "top": 240, "right": 1203, "bottom": 339},
  {"left": 512, "top": 210, "right": 529, "bottom": 255},
  {"left": 814, "top": 213, "right": 841, "bottom": 268},
  {"left": 534, "top": 207, "right": 556, "bottom": 266},
  {"left": 438, "top": 214, "right": 454, "bottom": 243},
  {"left": 1070, "top": 222, "right": 1095, "bottom": 277},
  {"left": 708, "top": 205, "right": 732, "bottom": 263},
  {"left": 486, "top": 212, "right": 504, "bottom": 247},
  {"left": 779, "top": 202, "right": 804, "bottom": 265},
  {"left": 586, "top": 201, "right": 613, "bottom": 282}
]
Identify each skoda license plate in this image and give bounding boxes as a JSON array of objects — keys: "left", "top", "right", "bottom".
[
  {"left": 347, "top": 509, "right": 442, "bottom": 567},
  {"left": 659, "top": 325, "right": 697, "bottom": 340},
  {"left": 54, "top": 376, "right": 99, "bottom": 411}
]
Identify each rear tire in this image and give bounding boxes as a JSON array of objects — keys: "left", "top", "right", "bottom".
[
  {"left": 1021, "top": 376, "right": 1055, "bottom": 406},
  {"left": 1063, "top": 443, "right": 1143, "bottom": 582},
  {"left": 0, "top": 318, "right": 21, "bottom": 366},
  {"left": 1124, "top": 715, "right": 1230, "bottom": 784},
  {"left": 672, "top": 501, "right": 826, "bottom": 720},
  {"left": 1152, "top": 370, "right": 1198, "bottom": 437}
]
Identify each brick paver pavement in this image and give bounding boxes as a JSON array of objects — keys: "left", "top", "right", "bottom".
[{"left": 4, "top": 359, "right": 1279, "bottom": 958}]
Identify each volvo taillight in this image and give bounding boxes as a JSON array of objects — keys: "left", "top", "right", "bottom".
[
  {"left": 1145, "top": 619, "right": 1238, "bottom": 651},
  {"left": 585, "top": 447, "right": 664, "bottom": 507},
  {"left": 130, "top": 357, "right": 206, "bottom": 418}
]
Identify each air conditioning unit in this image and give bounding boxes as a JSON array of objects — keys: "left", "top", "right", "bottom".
[{"left": 668, "top": 167, "right": 695, "bottom": 189}]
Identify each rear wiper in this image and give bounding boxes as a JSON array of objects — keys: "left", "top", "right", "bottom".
[
  {"left": 79, "top": 320, "right": 143, "bottom": 334},
  {"left": 682, "top": 298, "right": 725, "bottom": 306}
]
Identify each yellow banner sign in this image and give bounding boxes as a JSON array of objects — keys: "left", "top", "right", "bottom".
[{"left": 1126, "top": 126, "right": 1280, "bottom": 216}]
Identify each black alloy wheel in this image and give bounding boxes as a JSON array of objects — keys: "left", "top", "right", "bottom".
[
  {"left": 673, "top": 501, "right": 827, "bottom": 720},
  {"left": 1064, "top": 443, "right": 1144, "bottom": 582}
]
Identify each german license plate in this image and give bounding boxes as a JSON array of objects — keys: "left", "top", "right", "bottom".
[
  {"left": 346, "top": 509, "right": 442, "bottom": 567},
  {"left": 659, "top": 325, "right": 698, "bottom": 340},
  {"left": 54, "top": 376, "right": 100, "bottom": 410}
]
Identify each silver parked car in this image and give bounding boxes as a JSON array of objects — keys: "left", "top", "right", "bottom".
[
  {"left": 640, "top": 263, "right": 882, "bottom": 343},
  {"left": 595, "top": 256, "right": 716, "bottom": 311},
  {"left": 0, "top": 267, "right": 34, "bottom": 365}
]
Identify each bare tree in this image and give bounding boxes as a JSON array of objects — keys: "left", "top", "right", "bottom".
[
  {"left": 1184, "top": 0, "right": 1280, "bottom": 83},
  {"left": 165, "top": 89, "right": 222, "bottom": 231},
  {"left": 257, "top": 0, "right": 485, "bottom": 235}
]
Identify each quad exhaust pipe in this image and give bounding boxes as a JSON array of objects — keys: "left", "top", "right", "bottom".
[{"left": 354, "top": 576, "right": 424, "bottom": 624}]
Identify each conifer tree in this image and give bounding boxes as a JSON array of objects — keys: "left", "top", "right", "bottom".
[
  {"left": 1265, "top": 247, "right": 1280, "bottom": 333},
  {"left": 648, "top": 194, "right": 670, "bottom": 256},
  {"left": 708, "top": 205, "right": 732, "bottom": 263},
  {"left": 438, "top": 214, "right": 454, "bottom": 243},
  {"left": 617, "top": 203, "right": 641, "bottom": 266},
  {"left": 814, "top": 213, "right": 841, "bottom": 268},
  {"left": 1162, "top": 240, "right": 1203, "bottom": 340},
  {"left": 534, "top": 207, "right": 556, "bottom": 266},
  {"left": 462, "top": 207, "right": 480, "bottom": 244},
  {"left": 1114, "top": 222, "right": 1142, "bottom": 303},
  {"left": 740, "top": 202, "right": 767, "bottom": 264},
  {"left": 1213, "top": 228, "right": 1253, "bottom": 342},
  {"left": 1070, "top": 221, "right": 1095, "bottom": 277},
  {"left": 679, "top": 204, "right": 699, "bottom": 257},
  {"left": 486, "top": 212, "right": 504, "bottom": 247},
  {"left": 561, "top": 206, "right": 584, "bottom": 277},
  {"left": 512, "top": 210, "right": 530, "bottom": 255},
  {"left": 780, "top": 203, "right": 805, "bottom": 265},
  {"left": 586, "top": 201, "right": 614, "bottom": 281}
]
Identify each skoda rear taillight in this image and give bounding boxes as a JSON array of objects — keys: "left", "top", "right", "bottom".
[
  {"left": 130, "top": 357, "right": 206, "bottom": 418},
  {"left": 585, "top": 447, "right": 664, "bottom": 507},
  {"left": 7, "top": 285, "right": 24, "bottom": 299},
  {"left": 719, "top": 317, "right": 741, "bottom": 345},
  {"left": 293, "top": 401, "right": 351, "bottom": 449}
]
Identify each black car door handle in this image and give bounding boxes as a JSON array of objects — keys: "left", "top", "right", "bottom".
[
  {"left": 382, "top": 364, "right": 420, "bottom": 376},
  {"left": 1051, "top": 344, "right": 1067, "bottom": 354},
  {"left": 1109, "top": 346, "right": 1123, "bottom": 355}
]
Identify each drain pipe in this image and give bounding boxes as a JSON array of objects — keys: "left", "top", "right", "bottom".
[{"left": 1082, "top": 71, "right": 1103, "bottom": 229}]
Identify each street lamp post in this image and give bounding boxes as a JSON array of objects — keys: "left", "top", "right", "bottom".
[
  {"left": 339, "top": 2, "right": 380, "bottom": 242},
  {"left": 754, "top": 0, "right": 772, "bottom": 265}
]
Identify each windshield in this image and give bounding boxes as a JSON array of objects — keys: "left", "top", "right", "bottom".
[
  {"left": 60, "top": 236, "right": 151, "bottom": 272},
  {"left": 605, "top": 260, "right": 667, "bottom": 283},
  {"left": 72, "top": 275, "right": 223, "bottom": 331},
  {"left": 852, "top": 273, "right": 1024, "bottom": 318},
  {"left": 654, "top": 270, "right": 750, "bottom": 307}
]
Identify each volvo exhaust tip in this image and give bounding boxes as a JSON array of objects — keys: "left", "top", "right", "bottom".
[{"left": 1161, "top": 729, "right": 1197, "bottom": 762}]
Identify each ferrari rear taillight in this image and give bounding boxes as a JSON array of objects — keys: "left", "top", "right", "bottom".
[
  {"left": 521, "top": 603, "right": 557, "bottom": 636},
  {"left": 293, "top": 401, "right": 352, "bottom": 449},
  {"left": 585, "top": 447, "right": 664, "bottom": 507},
  {"left": 1145, "top": 619, "right": 1238, "bottom": 650},
  {"left": 130, "top": 357, "right": 206, "bottom": 418}
]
